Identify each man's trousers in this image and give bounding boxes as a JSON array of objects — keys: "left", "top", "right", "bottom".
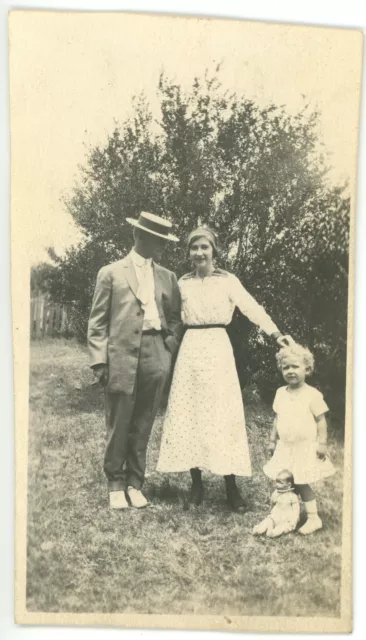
[{"left": 103, "top": 332, "right": 171, "bottom": 492}]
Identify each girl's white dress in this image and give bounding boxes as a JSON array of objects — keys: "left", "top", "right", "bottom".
[
  {"left": 157, "top": 269, "right": 278, "bottom": 476},
  {"left": 263, "top": 384, "right": 335, "bottom": 484}
]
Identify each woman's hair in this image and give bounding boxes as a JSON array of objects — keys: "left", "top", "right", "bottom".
[
  {"left": 187, "top": 225, "right": 218, "bottom": 258},
  {"left": 276, "top": 343, "right": 315, "bottom": 374}
]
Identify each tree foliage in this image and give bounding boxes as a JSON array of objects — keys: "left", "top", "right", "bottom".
[
  {"left": 31, "top": 262, "right": 58, "bottom": 296},
  {"left": 43, "top": 72, "right": 350, "bottom": 415}
]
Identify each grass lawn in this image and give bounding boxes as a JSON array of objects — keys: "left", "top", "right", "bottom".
[{"left": 26, "top": 339, "right": 344, "bottom": 616}]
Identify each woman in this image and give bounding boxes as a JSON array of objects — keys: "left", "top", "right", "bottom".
[{"left": 157, "top": 226, "right": 292, "bottom": 512}]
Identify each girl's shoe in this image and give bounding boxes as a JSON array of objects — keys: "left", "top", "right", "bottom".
[
  {"left": 298, "top": 499, "right": 322, "bottom": 534},
  {"left": 299, "top": 515, "right": 323, "bottom": 535}
]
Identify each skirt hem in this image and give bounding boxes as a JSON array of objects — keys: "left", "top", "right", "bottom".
[
  {"left": 156, "top": 465, "right": 252, "bottom": 477},
  {"left": 263, "top": 465, "right": 336, "bottom": 485}
]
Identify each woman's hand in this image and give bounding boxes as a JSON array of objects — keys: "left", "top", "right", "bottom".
[{"left": 276, "top": 334, "right": 295, "bottom": 348}]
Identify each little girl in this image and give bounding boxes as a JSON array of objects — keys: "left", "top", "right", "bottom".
[{"left": 263, "top": 344, "right": 335, "bottom": 535}]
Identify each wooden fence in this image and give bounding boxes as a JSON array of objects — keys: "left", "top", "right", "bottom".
[{"left": 30, "top": 297, "right": 70, "bottom": 340}]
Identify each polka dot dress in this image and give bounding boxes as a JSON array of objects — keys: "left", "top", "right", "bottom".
[{"left": 156, "top": 269, "right": 279, "bottom": 476}]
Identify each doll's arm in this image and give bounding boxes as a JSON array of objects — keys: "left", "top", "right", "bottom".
[
  {"left": 289, "top": 496, "right": 301, "bottom": 529},
  {"left": 316, "top": 413, "right": 328, "bottom": 459}
]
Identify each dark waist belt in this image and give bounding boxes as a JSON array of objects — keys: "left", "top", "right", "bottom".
[
  {"left": 142, "top": 328, "right": 162, "bottom": 336},
  {"left": 184, "top": 324, "right": 227, "bottom": 330}
]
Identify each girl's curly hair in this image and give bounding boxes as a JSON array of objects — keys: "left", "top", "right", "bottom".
[{"left": 276, "top": 343, "right": 315, "bottom": 375}]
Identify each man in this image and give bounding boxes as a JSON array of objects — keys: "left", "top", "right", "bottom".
[{"left": 88, "top": 212, "right": 182, "bottom": 510}]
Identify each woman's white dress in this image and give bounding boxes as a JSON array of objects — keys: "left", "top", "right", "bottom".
[
  {"left": 263, "top": 385, "right": 335, "bottom": 484},
  {"left": 156, "top": 269, "right": 279, "bottom": 476}
]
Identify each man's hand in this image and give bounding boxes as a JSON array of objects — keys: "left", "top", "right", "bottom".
[
  {"left": 316, "top": 443, "right": 327, "bottom": 460},
  {"left": 93, "top": 364, "right": 109, "bottom": 386}
]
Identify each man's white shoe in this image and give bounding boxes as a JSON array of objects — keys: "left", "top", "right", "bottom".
[
  {"left": 109, "top": 490, "right": 129, "bottom": 510},
  {"left": 127, "top": 486, "right": 149, "bottom": 508}
]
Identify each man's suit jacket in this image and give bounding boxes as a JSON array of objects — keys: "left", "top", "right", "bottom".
[{"left": 88, "top": 255, "right": 182, "bottom": 394}]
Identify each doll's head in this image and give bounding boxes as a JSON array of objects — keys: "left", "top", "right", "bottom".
[
  {"left": 275, "top": 469, "right": 295, "bottom": 493},
  {"left": 276, "top": 344, "right": 314, "bottom": 388}
]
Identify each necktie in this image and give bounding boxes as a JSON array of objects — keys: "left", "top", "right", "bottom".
[{"left": 136, "top": 260, "right": 151, "bottom": 306}]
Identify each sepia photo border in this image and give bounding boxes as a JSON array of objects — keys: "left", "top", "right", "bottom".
[{"left": 9, "top": 8, "right": 363, "bottom": 632}]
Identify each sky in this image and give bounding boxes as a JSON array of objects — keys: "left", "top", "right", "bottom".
[{"left": 9, "top": 11, "right": 363, "bottom": 264}]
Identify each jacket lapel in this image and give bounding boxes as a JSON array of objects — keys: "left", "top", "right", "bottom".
[{"left": 124, "top": 256, "right": 139, "bottom": 299}]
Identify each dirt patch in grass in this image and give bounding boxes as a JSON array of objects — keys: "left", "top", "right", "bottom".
[{"left": 26, "top": 339, "right": 344, "bottom": 616}]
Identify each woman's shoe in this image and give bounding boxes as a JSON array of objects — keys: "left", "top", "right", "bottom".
[
  {"left": 190, "top": 483, "right": 204, "bottom": 505},
  {"left": 225, "top": 475, "right": 246, "bottom": 513},
  {"left": 226, "top": 491, "right": 246, "bottom": 513},
  {"left": 190, "top": 468, "right": 204, "bottom": 505}
]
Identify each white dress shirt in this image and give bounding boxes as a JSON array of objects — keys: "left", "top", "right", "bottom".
[{"left": 129, "top": 249, "right": 161, "bottom": 331}]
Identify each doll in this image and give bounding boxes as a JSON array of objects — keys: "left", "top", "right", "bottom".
[{"left": 252, "top": 469, "right": 300, "bottom": 538}]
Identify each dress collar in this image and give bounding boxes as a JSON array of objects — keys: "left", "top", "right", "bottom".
[
  {"left": 277, "top": 487, "right": 295, "bottom": 494},
  {"left": 130, "top": 248, "right": 153, "bottom": 267},
  {"left": 181, "top": 267, "right": 229, "bottom": 280}
]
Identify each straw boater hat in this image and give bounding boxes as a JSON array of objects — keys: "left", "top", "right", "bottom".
[{"left": 126, "top": 211, "right": 179, "bottom": 242}]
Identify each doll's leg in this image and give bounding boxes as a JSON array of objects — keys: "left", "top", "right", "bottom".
[
  {"left": 266, "top": 520, "right": 297, "bottom": 538},
  {"left": 253, "top": 517, "right": 273, "bottom": 536}
]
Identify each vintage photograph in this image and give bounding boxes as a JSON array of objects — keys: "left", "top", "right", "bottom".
[{"left": 10, "top": 10, "right": 362, "bottom": 631}]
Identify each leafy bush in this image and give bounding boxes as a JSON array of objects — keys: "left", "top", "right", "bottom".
[{"left": 42, "top": 72, "right": 350, "bottom": 417}]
